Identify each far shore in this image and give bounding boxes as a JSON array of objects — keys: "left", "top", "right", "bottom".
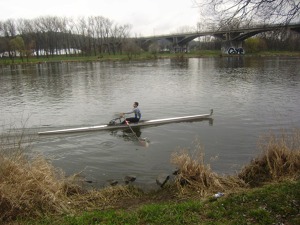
[{"left": 1, "top": 50, "right": 300, "bottom": 66}]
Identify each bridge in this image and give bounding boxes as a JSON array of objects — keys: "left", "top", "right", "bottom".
[{"left": 138, "top": 23, "right": 300, "bottom": 54}]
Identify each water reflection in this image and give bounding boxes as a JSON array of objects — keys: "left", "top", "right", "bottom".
[
  {"left": 170, "top": 57, "right": 189, "bottom": 69},
  {"left": 219, "top": 56, "right": 245, "bottom": 68},
  {"left": 110, "top": 127, "right": 142, "bottom": 142}
]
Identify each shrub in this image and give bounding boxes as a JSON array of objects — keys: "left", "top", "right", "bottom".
[
  {"left": 171, "top": 145, "right": 246, "bottom": 196},
  {"left": 239, "top": 129, "right": 300, "bottom": 186}
]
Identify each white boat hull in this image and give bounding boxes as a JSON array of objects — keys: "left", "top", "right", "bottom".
[{"left": 38, "top": 109, "right": 213, "bottom": 135}]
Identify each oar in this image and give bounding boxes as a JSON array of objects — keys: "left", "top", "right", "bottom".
[{"left": 124, "top": 120, "right": 149, "bottom": 147}]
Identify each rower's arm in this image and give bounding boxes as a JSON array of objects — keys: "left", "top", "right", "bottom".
[{"left": 123, "top": 110, "right": 133, "bottom": 115}]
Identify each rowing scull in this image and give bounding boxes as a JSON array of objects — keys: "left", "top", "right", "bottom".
[{"left": 38, "top": 109, "right": 213, "bottom": 135}]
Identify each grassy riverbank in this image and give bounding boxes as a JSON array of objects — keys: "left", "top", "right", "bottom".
[
  {"left": 0, "top": 50, "right": 218, "bottom": 65},
  {"left": 1, "top": 129, "right": 300, "bottom": 224},
  {"left": 25, "top": 181, "right": 300, "bottom": 225},
  {"left": 1, "top": 50, "right": 300, "bottom": 65}
]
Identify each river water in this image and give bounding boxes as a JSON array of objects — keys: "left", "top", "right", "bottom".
[{"left": 1, "top": 56, "right": 299, "bottom": 189}]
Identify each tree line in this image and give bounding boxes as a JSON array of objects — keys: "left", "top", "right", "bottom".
[
  {"left": 0, "top": 16, "right": 135, "bottom": 61},
  {"left": 1, "top": 14, "right": 299, "bottom": 62}
]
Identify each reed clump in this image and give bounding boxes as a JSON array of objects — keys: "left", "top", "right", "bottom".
[
  {"left": 170, "top": 145, "right": 246, "bottom": 196},
  {"left": 0, "top": 129, "right": 79, "bottom": 221},
  {"left": 0, "top": 149, "right": 142, "bottom": 222},
  {"left": 0, "top": 150, "right": 82, "bottom": 221},
  {"left": 238, "top": 129, "right": 300, "bottom": 186}
]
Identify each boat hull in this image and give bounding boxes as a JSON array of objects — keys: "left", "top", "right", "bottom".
[{"left": 38, "top": 110, "right": 213, "bottom": 135}]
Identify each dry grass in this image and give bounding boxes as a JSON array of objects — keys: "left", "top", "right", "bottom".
[
  {"left": 0, "top": 129, "right": 142, "bottom": 223},
  {"left": 239, "top": 129, "right": 300, "bottom": 186},
  {"left": 170, "top": 144, "right": 246, "bottom": 197},
  {"left": 0, "top": 152, "right": 79, "bottom": 221},
  {"left": 0, "top": 150, "right": 142, "bottom": 222},
  {"left": 0, "top": 126, "right": 81, "bottom": 221},
  {"left": 171, "top": 130, "right": 300, "bottom": 195},
  {"left": 70, "top": 185, "right": 143, "bottom": 212}
]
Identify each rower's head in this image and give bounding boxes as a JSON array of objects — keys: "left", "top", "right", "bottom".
[{"left": 134, "top": 102, "right": 139, "bottom": 107}]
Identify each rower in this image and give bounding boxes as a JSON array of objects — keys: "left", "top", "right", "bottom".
[{"left": 121, "top": 102, "right": 141, "bottom": 124}]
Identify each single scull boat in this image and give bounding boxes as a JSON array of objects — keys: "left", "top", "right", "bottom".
[{"left": 38, "top": 109, "right": 213, "bottom": 135}]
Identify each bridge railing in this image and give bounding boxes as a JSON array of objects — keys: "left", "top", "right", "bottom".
[{"left": 140, "top": 23, "right": 300, "bottom": 39}]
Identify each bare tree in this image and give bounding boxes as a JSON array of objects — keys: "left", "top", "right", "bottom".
[
  {"left": 110, "top": 24, "right": 132, "bottom": 54},
  {"left": 77, "top": 17, "right": 90, "bottom": 56},
  {"left": 94, "top": 16, "right": 106, "bottom": 55},
  {"left": 59, "top": 17, "right": 72, "bottom": 56},
  {"left": 122, "top": 39, "right": 141, "bottom": 59},
  {"left": 68, "top": 18, "right": 83, "bottom": 55},
  {"left": 88, "top": 16, "right": 98, "bottom": 56},
  {"left": 195, "top": 0, "right": 300, "bottom": 25},
  {"left": 102, "top": 18, "right": 113, "bottom": 54},
  {"left": 0, "top": 21, "right": 3, "bottom": 37},
  {"left": 3, "top": 19, "right": 17, "bottom": 37}
]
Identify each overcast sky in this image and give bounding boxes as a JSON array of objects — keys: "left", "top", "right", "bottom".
[{"left": 0, "top": 0, "right": 200, "bottom": 36}]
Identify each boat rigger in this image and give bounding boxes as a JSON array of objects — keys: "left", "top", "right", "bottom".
[{"left": 38, "top": 109, "right": 213, "bottom": 135}]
